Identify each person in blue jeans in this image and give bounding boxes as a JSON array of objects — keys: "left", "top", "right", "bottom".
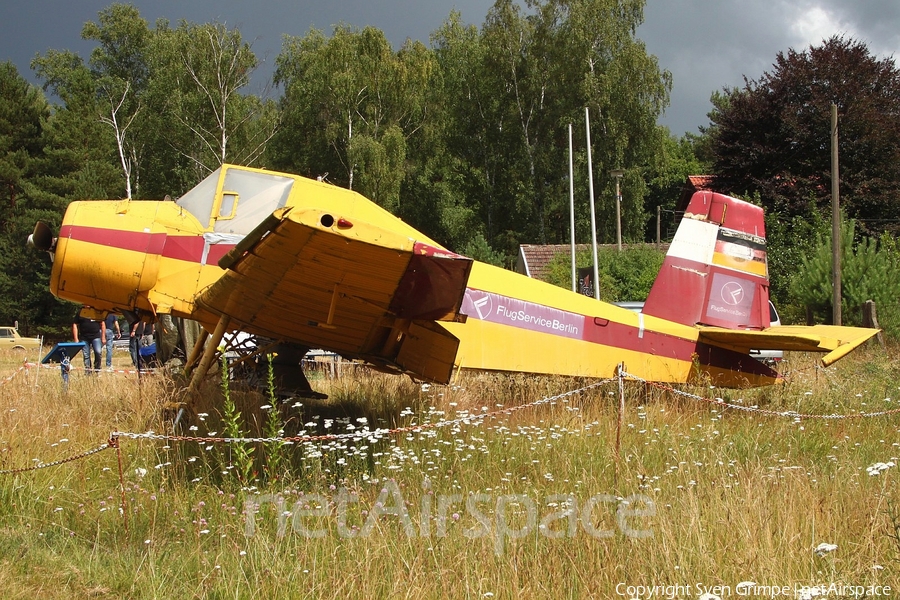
[
  {"left": 73, "top": 308, "right": 106, "bottom": 374},
  {"left": 104, "top": 313, "right": 121, "bottom": 369}
]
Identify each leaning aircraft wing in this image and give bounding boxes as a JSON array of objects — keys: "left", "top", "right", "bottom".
[
  {"left": 698, "top": 324, "right": 880, "bottom": 367},
  {"left": 194, "top": 206, "right": 473, "bottom": 384}
]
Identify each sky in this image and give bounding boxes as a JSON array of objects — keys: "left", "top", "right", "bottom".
[{"left": 2, "top": 0, "right": 899, "bottom": 136}]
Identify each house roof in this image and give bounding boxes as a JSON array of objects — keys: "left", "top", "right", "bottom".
[
  {"left": 516, "top": 244, "right": 592, "bottom": 281},
  {"left": 676, "top": 175, "right": 720, "bottom": 212}
]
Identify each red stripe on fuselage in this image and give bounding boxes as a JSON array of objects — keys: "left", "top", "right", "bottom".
[
  {"left": 161, "top": 236, "right": 234, "bottom": 264},
  {"left": 61, "top": 225, "right": 235, "bottom": 265},
  {"left": 462, "top": 287, "right": 777, "bottom": 377},
  {"left": 60, "top": 224, "right": 167, "bottom": 254}
]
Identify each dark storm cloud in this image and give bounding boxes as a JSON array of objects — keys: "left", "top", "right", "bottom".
[
  {"left": 638, "top": 0, "right": 900, "bottom": 135},
  {"left": 2, "top": 1, "right": 897, "bottom": 137},
  {"left": 2, "top": 0, "right": 494, "bottom": 94}
]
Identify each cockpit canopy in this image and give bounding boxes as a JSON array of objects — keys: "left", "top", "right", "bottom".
[{"left": 176, "top": 166, "right": 295, "bottom": 235}]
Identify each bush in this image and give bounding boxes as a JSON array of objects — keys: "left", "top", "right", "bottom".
[
  {"left": 543, "top": 245, "right": 665, "bottom": 302},
  {"left": 791, "top": 216, "right": 900, "bottom": 337}
]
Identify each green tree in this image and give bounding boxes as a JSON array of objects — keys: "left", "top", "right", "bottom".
[
  {"left": 763, "top": 200, "right": 829, "bottom": 322},
  {"left": 271, "top": 25, "right": 432, "bottom": 212},
  {"left": 642, "top": 130, "right": 707, "bottom": 240},
  {"left": 160, "top": 20, "right": 277, "bottom": 178},
  {"left": 433, "top": 0, "right": 670, "bottom": 256},
  {"left": 32, "top": 4, "right": 153, "bottom": 200},
  {"left": 0, "top": 62, "right": 72, "bottom": 334},
  {"left": 707, "top": 36, "right": 900, "bottom": 233},
  {"left": 31, "top": 46, "right": 124, "bottom": 200},
  {"left": 34, "top": 6, "right": 276, "bottom": 200},
  {"left": 81, "top": 3, "right": 151, "bottom": 198},
  {"left": 791, "top": 217, "right": 900, "bottom": 326}
]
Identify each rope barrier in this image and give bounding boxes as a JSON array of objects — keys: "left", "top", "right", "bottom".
[
  {"left": 0, "top": 378, "right": 615, "bottom": 474},
  {"left": 0, "top": 437, "right": 117, "bottom": 475},
  {"left": 4, "top": 368, "right": 896, "bottom": 538},
  {"left": 0, "top": 363, "right": 31, "bottom": 387},
  {"left": 6, "top": 367, "right": 899, "bottom": 478},
  {"left": 113, "top": 378, "right": 616, "bottom": 445},
  {"left": 620, "top": 369, "right": 900, "bottom": 420}
]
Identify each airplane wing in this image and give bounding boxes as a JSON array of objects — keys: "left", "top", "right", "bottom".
[
  {"left": 194, "top": 207, "right": 473, "bottom": 383},
  {"left": 698, "top": 324, "right": 880, "bottom": 367}
]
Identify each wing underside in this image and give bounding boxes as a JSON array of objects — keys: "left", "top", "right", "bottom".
[
  {"left": 194, "top": 208, "right": 473, "bottom": 383},
  {"left": 698, "top": 324, "right": 880, "bottom": 366}
]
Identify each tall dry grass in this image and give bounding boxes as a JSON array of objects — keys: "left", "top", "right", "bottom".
[{"left": 0, "top": 346, "right": 898, "bottom": 598}]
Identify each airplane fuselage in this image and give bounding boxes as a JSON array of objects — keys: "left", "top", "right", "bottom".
[{"left": 50, "top": 168, "right": 777, "bottom": 385}]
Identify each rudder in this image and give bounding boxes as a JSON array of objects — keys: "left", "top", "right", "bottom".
[{"left": 643, "top": 191, "right": 770, "bottom": 330}]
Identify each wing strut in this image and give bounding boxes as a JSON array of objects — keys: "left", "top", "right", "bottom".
[
  {"left": 186, "top": 314, "right": 231, "bottom": 397},
  {"left": 183, "top": 328, "right": 211, "bottom": 375}
]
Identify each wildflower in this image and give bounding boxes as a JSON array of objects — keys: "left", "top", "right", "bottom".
[
  {"left": 866, "top": 461, "right": 895, "bottom": 476},
  {"left": 814, "top": 542, "right": 837, "bottom": 557}
]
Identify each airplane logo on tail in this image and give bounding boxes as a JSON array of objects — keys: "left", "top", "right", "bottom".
[{"left": 721, "top": 281, "right": 745, "bottom": 306}]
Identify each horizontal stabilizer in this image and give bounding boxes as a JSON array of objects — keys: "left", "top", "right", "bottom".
[{"left": 698, "top": 324, "right": 880, "bottom": 366}]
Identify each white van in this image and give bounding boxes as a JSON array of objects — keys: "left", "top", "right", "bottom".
[{"left": 748, "top": 301, "right": 783, "bottom": 367}]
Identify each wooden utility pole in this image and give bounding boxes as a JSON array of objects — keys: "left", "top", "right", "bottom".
[
  {"left": 831, "top": 103, "right": 842, "bottom": 326},
  {"left": 656, "top": 205, "right": 661, "bottom": 247},
  {"left": 611, "top": 169, "right": 624, "bottom": 252}
]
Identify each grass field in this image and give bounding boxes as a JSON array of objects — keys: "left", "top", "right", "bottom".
[{"left": 1, "top": 345, "right": 899, "bottom": 599}]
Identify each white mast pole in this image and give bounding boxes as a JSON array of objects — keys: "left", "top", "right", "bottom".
[
  {"left": 585, "top": 108, "right": 600, "bottom": 300},
  {"left": 569, "top": 123, "right": 576, "bottom": 292}
]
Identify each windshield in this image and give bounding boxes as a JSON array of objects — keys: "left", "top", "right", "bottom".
[{"left": 175, "top": 167, "right": 295, "bottom": 235}]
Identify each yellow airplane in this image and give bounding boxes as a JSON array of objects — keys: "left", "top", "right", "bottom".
[{"left": 28, "top": 164, "right": 877, "bottom": 396}]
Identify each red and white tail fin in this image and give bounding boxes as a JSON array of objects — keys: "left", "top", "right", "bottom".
[{"left": 643, "top": 191, "right": 771, "bottom": 330}]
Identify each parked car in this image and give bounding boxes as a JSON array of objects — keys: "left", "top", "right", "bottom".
[
  {"left": 112, "top": 334, "right": 130, "bottom": 351},
  {"left": 748, "top": 301, "right": 783, "bottom": 367},
  {"left": 0, "top": 326, "right": 42, "bottom": 350},
  {"left": 613, "top": 300, "right": 783, "bottom": 367}
]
